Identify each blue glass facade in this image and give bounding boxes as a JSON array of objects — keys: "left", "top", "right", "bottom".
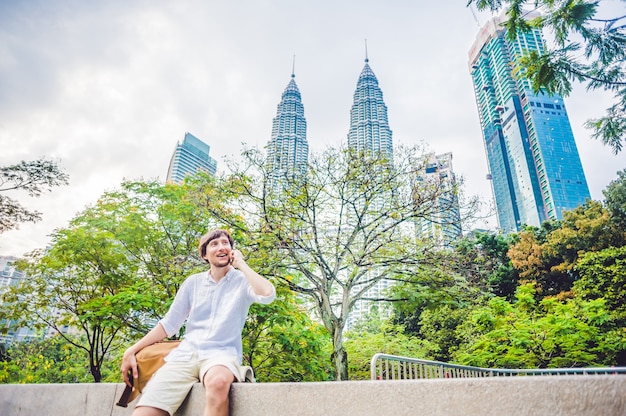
[
  {"left": 469, "top": 14, "right": 590, "bottom": 232},
  {"left": 166, "top": 132, "right": 217, "bottom": 184},
  {"left": 265, "top": 72, "right": 308, "bottom": 191},
  {"left": 347, "top": 58, "right": 393, "bottom": 156}
]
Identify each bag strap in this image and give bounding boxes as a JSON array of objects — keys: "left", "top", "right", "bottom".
[{"left": 116, "top": 374, "right": 134, "bottom": 407}]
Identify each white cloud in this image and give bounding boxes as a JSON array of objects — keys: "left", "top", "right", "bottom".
[{"left": 1, "top": 0, "right": 624, "bottom": 256}]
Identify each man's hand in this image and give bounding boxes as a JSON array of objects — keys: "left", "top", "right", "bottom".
[
  {"left": 119, "top": 323, "right": 168, "bottom": 387},
  {"left": 230, "top": 249, "right": 275, "bottom": 297},
  {"left": 230, "top": 249, "right": 245, "bottom": 269},
  {"left": 121, "top": 349, "right": 138, "bottom": 387}
]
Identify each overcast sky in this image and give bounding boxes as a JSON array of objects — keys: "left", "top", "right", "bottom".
[{"left": 1, "top": 0, "right": 624, "bottom": 257}]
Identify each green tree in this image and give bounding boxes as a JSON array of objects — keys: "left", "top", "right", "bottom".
[
  {"left": 508, "top": 201, "right": 620, "bottom": 296},
  {"left": 0, "top": 159, "right": 69, "bottom": 233},
  {"left": 603, "top": 168, "right": 626, "bottom": 231},
  {"left": 0, "top": 179, "right": 217, "bottom": 381},
  {"left": 0, "top": 335, "right": 95, "bottom": 384},
  {"left": 467, "top": 0, "right": 626, "bottom": 153},
  {"left": 389, "top": 261, "right": 485, "bottom": 362},
  {"left": 543, "top": 200, "right": 621, "bottom": 272},
  {"left": 576, "top": 247, "right": 626, "bottom": 325},
  {"left": 454, "top": 282, "right": 624, "bottom": 368},
  {"left": 1, "top": 177, "right": 337, "bottom": 383},
  {"left": 189, "top": 145, "right": 479, "bottom": 380},
  {"left": 85, "top": 180, "right": 219, "bottom": 330},
  {"left": 242, "top": 280, "right": 332, "bottom": 381},
  {"left": 417, "top": 305, "right": 473, "bottom": 362},
  {"left": 453, "top": 231, "right": 519, "bottom": 299},
  {"left": 345, "top": 319, "right": 432, "bottom": 380},
  {"left": 1, "top": 218, "right": 136, "bottom": 382}
]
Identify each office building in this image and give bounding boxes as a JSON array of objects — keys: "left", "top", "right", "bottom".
[
  {"left": 166, "top": 132, "right": 217, "bottom": 184},
  {"left": 416, "top": 152, "right": 462, "bottom": 248},
  {"left": 345, "top": 55, "right": 394, "bottom": 328},
  {"left": 0, "top": 256, "right": 35, "bottom": 345},
  {"left": 347, "top": 56, "right": 393, "bottom": 156},
  {"left": 265, "top": 70, "right": 308, "bottom": 192},
  {"left": 469, "top": 12, "right": 590, "bottom": 232}
]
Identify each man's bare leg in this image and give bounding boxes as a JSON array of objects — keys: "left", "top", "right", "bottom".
[
  {"left": 203, "top": 366, "right": 235, "bottom": 416},
  {"left": 132, "top": 406, "right": 169, "bottom": 416}
]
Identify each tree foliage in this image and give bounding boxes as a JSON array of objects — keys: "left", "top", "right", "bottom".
[
  {"left": 468, "top": 0, "right": 626, "bottom": 153},
  {"left": 389, "top": 260, "right": 486, "bottom": 362},
  {"left": 453, "top": 283, "right": 625, "bottom": 368},
  {"left": 507, "top": 200, "right": 624, "bottom": 296},
  {"left": 2, "top": 216, "right": 137, "bottom": 382},
  {"left": 453, "top": 231, "right": 519, "bottom": 298},
  {"left": 1, "top": 177, "right": 334, "bottom": 383},
  {"left": 4, "top": 157, "right": 626, "bottom": 384},
  {"left": 417, "top": 305, "right": 474, "bottom": 362},
  {"left": 345, "top": 320, "right": 432, "bottom": 380},
  {"left": 0, "top": 179, "right": 218, "bottom": 381},
  {"left": 242, "top": 279, "right": 333, "bottom": 381},
  {"left": 576, "top": 246, "right": 626, "bottom": 329},
  {"left": 391, "top": 170, "right": 626, "bottom": 368},
  {"left": 0, "top": 335, "right": 99, "bottom": 384},
  {"left": 603, "top": 168, "right": 626, "bottom": 230},
  {"left": 0, "top": 159, "right": 69, "bottom": 233},
  {"left": 81, "top": 180, "right": 218, "bottom": 329}
]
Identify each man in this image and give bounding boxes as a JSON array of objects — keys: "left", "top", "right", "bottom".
[{"left": 121, "top": 229, "right": 276, "bottom": 416}]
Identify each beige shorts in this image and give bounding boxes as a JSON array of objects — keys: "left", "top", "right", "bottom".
[{"left": 136, "top": 353, "right": 241, "bottom": 415}]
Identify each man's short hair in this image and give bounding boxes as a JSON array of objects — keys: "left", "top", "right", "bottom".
[{"left": 198, "top": 229, "right": 234, "bottom": 262}]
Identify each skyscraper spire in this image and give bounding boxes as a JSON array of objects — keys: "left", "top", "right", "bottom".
[
  {"left": 344, "top": 44, "right": 395, "bottom": 329},
  {"left": 346, "top": 49, "right": 393, "bottom": 156},
  {"left": 265, "top": 61, "right": 308, "bottom": 192}
]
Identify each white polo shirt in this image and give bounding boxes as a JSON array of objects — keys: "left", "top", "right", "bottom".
[{"left": 159, "top": 267, "right": 275, "bottom": 363}]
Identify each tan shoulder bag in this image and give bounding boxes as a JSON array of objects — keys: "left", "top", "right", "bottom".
[
  {"left": 116, "top": 340, "right": 181, "bottom": 407},
  {"left": 116, "top": 340, "right": 255, "bottom": 408}
]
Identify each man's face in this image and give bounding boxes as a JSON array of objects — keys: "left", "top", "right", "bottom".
[{"left": 203, "top": 235, "right": 232, "bottom": 267}]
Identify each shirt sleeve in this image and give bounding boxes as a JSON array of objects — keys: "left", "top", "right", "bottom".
[
  {"left": 247, "top": 280, "right": 276, "bottom": 305},
  {"left": 159, "top": 274, "right": 194, "bottom": 337}
]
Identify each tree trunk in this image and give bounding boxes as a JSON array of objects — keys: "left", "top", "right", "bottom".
[
  {"left": 331, "top": 323, "right": 348, "bottom": 380},
  {"left": 89, "top": 356, "right": 102, "bottom": 382},
  {"left": 331, "top": 347, "right": 348, "bottom": 380}
]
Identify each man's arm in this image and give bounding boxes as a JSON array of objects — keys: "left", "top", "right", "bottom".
[
  {"left": 231, "top": 249, "right": 275, "bottom": 297},
  {"left": 120, "top": 323, "right": 168, "bottom": 387}
]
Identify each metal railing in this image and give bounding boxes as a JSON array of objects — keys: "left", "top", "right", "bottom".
[{"left": 370, "top": 353, "right": 626, "bottom": 380}]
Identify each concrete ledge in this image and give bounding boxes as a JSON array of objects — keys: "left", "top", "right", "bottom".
[{"left": 1, "top": 376, "right": 625, "bottom": 416}]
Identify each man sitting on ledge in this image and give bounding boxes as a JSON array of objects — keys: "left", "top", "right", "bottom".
[{"left": 120, "top": 229, "right": 276, "bottom": 416}]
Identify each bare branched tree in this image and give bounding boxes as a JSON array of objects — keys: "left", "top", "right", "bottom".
[
  {"left": 0, "top": 159, "right": 69, "bottom": 233},
  {"left": 195, "top": 145, "right": 481, "bottom": 379}
]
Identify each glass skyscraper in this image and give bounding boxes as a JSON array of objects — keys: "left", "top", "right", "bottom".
[
  {"left": 166, "top": 132, "right": 217, "bottom": 184},
  {"left": 469, "top": 13, "right": 590, "bottom": 232},
  {"left": 416, "top": 152, "right": 462, "bottom": 249},
  {"left": 347, "top": 57, "right": 393, "bottom": 156},
  {"left": 345, "top": 56, "right": 394, "bottom": 328},
  {"left": 265, "top": 71, "right": 308, "bottom": 192}
]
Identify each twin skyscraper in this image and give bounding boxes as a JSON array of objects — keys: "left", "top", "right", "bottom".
[{"left": 265, "top": 55, "right": 394, "bottom": 192}]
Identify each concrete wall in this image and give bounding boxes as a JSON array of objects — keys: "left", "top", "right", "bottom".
[{"left": 1, "top": 376, "right": 625, "bottom": 416}]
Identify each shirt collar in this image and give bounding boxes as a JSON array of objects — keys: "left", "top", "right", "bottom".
[{"left": 207, "top": 267, "right": 234, "bottom": 284}]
